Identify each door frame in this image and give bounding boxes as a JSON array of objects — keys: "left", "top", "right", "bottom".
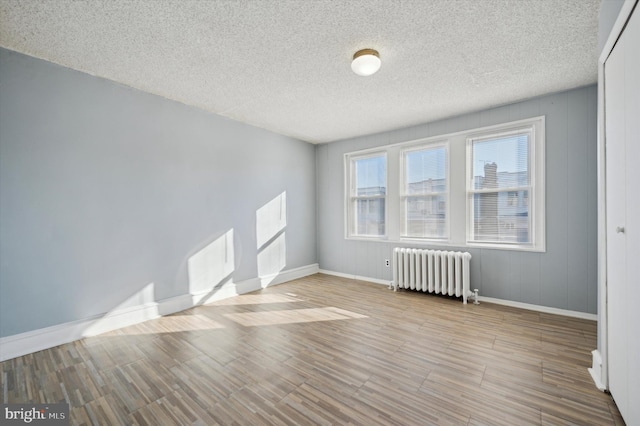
[{"left": 591, "top": 0, "right": 638, "bottom": 392}]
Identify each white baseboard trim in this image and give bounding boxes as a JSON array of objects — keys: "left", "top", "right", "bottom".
[
  {"left": 0, "top": 263, "right": 319, "bottom": 362},
  {"left": 264, "top": 263, "right": 320, "bottom": 288},
  {"left": 190, "top": 264, "right": 319, "bottom": 306},
  {"left": 318, "top": 269, "right": 391, "bottom": 286},
  {"left": 588, "top": 349, "right": 607, "bottom": 391},
  {"left": 188, "top": 279, "right": 256, "bottom": 307},
  {"left": 477, "top": 296, "right": 598, "bottom": 321},
  {"left": 0, "top": 300, "right": 174, "bottom": 362},
  {"left": 317, "top": 269, "right": 597, "bottom": 320},
  {"left": 0, "top": 315, "right": 100, "bottom": 363}
]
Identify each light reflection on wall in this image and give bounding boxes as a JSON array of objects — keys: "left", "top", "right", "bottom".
[
  {"left": 187, "top": 229, "right": 235, "bottom": 295},
  {"left": 256, "top": 192, "right": 286, "bottom": 287},
  {"left": 83, "top": 282, "right": 156, "bottom": 336}
]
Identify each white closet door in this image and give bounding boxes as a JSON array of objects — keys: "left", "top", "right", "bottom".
[{"left": 605, "top": 4, "right": 640, "bottom": 425}]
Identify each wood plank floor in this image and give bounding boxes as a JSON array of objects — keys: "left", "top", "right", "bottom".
[{"left": 1, "top": 273, "right": 625, "bottom": 425}]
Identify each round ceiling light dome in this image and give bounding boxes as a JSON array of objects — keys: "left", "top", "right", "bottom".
[{"left": 351, "top": 49, "right": 381, "bottom": 76}]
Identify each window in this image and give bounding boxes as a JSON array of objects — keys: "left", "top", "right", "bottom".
[
  {"left": 344, "top": 116, "right": 544, "bottom": 251},
  {"left": 346, "top": 153, "right": 387, "bottom": 237},
  {"left": 401, "top": 143, "right": 448, "bottom": 239},
  {"left": 467, "top": 128, "right": 534, "bottom": 245}
]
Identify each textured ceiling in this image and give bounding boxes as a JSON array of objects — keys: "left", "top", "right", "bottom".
[{"left": 0, "top": 0, "right": 601, "bottom": 143}]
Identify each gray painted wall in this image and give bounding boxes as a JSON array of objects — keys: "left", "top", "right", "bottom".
[
  {"left": 0, "top": 48, "right": 317, "bottom": 338},
  {"left": 317, "top": 85, "right": 598, "bottom": 314},
  {"left": 598, "top": 0, "right": 626, "bottom": 53}
]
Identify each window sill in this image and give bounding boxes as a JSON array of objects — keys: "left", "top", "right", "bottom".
[{"left": 344, "top": 235, "right": 546, "bottom": 253}]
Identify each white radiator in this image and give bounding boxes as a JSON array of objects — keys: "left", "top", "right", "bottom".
[{"left": 391, "top": 248, "right": 475, "bottom": 304}]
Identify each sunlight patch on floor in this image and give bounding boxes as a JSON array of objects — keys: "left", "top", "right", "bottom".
[
  {"left": 208, "top": 293, "right": 302, "bottom": 306},
  {"left": 115, "top": 314, "right": 225, "bottom": 335},
  {"left": 223, "top": 307, "right": 367, "bottom": 327}
]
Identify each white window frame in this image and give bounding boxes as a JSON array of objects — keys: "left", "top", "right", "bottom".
[
  {"left": 465, "top": 118, "right": 545, "bottom": 251},
  {"left": 344, "top": 151, "right": 388, "bottom": 239},
  {"left": 343, "top": 116, "right": 545, "bottom": 252},
  {"left": 400, "top": 141, "right": 450, "bottom": 240}
]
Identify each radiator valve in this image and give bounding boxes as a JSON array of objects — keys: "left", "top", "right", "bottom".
[{"left": 473, "top": 289, "right": 480, "bottom": 305}]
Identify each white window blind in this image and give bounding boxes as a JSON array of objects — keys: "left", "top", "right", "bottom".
[
  {"left": 401, "top": 143, "right": 448, "bottom": 239},
  {"left": 348, "top": 153, "right": 387, "bottom": 237},
  {"left": 467, "top": 129, "right": 533, "bottom": 244}
]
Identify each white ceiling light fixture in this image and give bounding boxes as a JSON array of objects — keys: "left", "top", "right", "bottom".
[{"left": 351, "top": 48, "right": 381, "bottom": 76}]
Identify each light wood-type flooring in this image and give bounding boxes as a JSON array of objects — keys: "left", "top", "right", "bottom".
[{"left": 0, "top": 274, "right": 625, "bottom": 425}]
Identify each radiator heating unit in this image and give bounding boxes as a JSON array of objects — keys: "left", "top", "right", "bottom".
[{"left": 391, "top": 248, "right": 478, "bottom": 304}]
